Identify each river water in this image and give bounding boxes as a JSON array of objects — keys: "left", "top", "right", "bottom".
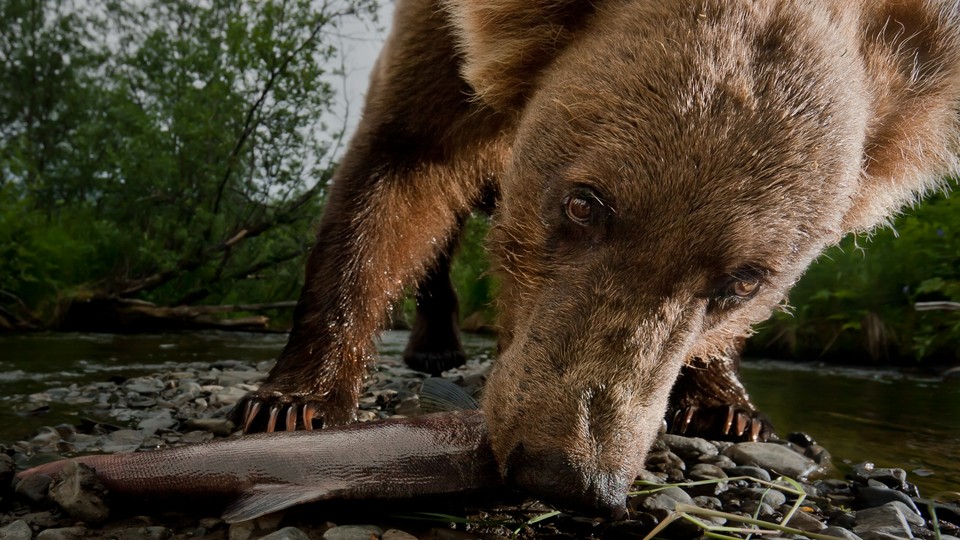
[{"left": 0, "top": 331, "right": 957, "bottom": 495}]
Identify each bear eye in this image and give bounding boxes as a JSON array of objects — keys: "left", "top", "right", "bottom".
[
  {"left": 564, "top": 194, "right": 594, "bottom": 224},
  {"left": 729, "top": 278, "right": 761, "bottom": 298}
]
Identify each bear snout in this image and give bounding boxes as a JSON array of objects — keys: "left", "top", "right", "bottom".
[{"left": 503, "top": 443, "right": 630, "bottom": 519}]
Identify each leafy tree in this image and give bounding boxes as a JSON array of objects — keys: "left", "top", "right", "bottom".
[{"left": 0, "top": 0, "right": 378, "bottom": 328}]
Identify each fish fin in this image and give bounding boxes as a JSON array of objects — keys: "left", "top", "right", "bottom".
[
  {"left": 419, "top": 377, "right": 479, "bottom": 413},
  {"left": 222, "top": 484, "right": 329, "bottom": 523}
]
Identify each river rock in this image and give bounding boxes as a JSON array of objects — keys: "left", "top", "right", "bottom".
[
  {"left": 782, "top": 508, "right": 827, "bottom": 532},
  {"left": 723, "top": 442, "right": 820, "bottom": 478},
  {"left": 660, "top": 434, "right": 718, "bottom": 462},
  {"left": 0, "top": 520, "right": 33, "bottom": 540},
  {"left": 15, "top": 472, "right": 52, "bottom": 505},
  {"left": 322, "top": 524, "right": 384, "bottom": 540},
  {"left": 114, "top": 526, "right": 172, "bottom": 540},
  {"left": 849, "top": 462, "right": 915, "bottom": 493},
  {"left": 855, "top": 486, "right": 921, "bottom": 515},
  {"left": 125, "top": 377, "right": 163, "bottom": 394},
  {"left": 210, "top": 386, "right": 248, "bottom": 406},
  {"left": 0, "top": 454, "right": 15, "bottom": 486},
  {"left": 35, "top": 526, "right": 86, "bottom": 540},
  {"left": 854, "top": 502, "right": 916, "bottom": 538},
  {"left": 382, "top": 529, "right": 418, "bottom": 540},
  {"left": 100, "top": 429, "right": 144, "bottom": 453},
  {"left": 137, "top": 410, "right": 176, "bottom": 435},
  {"left": 724, "top": 465, "right": 771, "bottom": 482},
  {"left": 47, "top": 461, "right": 110, "bottom": 524},
  {"left": 183, "top": 418, "right": 235, "bottom": 436},
  {"left": 259, "top": 527, "right": 310, "bottom": 540},
  {"left": 742, "top": 487, "right": 786, "bottom": 507},
  {"left": 821, "top": 526, "right": 863, "bottom": 539}
]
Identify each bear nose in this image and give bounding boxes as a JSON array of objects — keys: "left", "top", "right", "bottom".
[{"left": 504, "top": 444, "right": 629, "bottom": 519}]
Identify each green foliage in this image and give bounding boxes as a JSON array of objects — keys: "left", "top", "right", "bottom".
[
  {"left": 450, "top": 214, "right": 498, "bottom": 324},
  {"left": 750, "top": 185, "right": 960, "bottom": 364},
  {"left": 0, "top": 0, "right": 378, "bottom": 323}
]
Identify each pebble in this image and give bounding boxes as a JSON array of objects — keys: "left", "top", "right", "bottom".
[
  {"left": 114, "top": 526, "right": 172, "bottom": 540},
  {"left": 724, "top": 465, "right": 772, "bottom": 481},
  {"left": 381, "top": 530, "right": 418, "bottom": 540},
  {"left": 743, "top": 487, "right": 787, "bottom": 507},
  {"left": 855, "top": 485, "right": 921, "bottom": 515},
  {"left": 0, "top": 520, "right": 33, "bottom": 540},
  {"left": 259, "top": 527, "right": 310, "bottom": 540},
  {"left": 35, "top": 527, "right": 87, "bottom": 540},
  {"left": 184, "top": 418, "right": 235, "bottom": 436},
  {"left": 0, "top": 333, "right": 956, "bottom": 540},
  {"left": 781, "top": 508, "right": 826, "bottom": 532},
  {"left": 322, "top": 524, "right": 383, "bottom": 540},
  {"left": 15, "top": 472, "right": 53, "bottom": 505},
  {"left": 724, "top": 442, "right": 821, "bottom": 478},
  {"left": 855, "top": 502, "right": 918, "bottom": 538},
  {"left": 47, "top": 461, "right": 111, "bottom": 523},
  {"left": 660, "top": 433, "right": 718, "bottom": 461}
]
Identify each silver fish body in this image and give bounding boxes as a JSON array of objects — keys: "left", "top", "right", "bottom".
[{"left": 18, "top": 410, "right": 501, "bottom": 522}]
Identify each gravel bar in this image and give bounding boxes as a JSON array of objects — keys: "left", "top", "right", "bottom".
[{"left": 1, "top": 351, "right": 957, "bottom": 540}]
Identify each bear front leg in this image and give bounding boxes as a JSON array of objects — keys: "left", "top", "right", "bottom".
[
  {"left": 232, "top": 157, "right": 492, "bottom": 432},
  {"left": 228, "top": 0, "right": 509, "bottom": 433},
  {"left": 666, "top": 351, "right": 776, "bottom": 442}
]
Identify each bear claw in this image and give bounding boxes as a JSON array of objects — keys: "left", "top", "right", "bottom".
[
  {"left": 232, "top": 393, "right": 345, "bottom": 434},
  {"left": 667, "top": 405, "right": 775, "bottom": 442}
]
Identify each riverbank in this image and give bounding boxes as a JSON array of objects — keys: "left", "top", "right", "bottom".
[{"left": 0, "top": 334, "right": 958, "bottom": 539}]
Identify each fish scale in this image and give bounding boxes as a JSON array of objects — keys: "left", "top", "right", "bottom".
[{"left": 18, "top": 410, "right": 502, "bottom": 522}]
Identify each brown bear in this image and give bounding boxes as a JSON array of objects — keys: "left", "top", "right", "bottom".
[{"left": 232, "top": 0, "right": 960, "bottom": 516}]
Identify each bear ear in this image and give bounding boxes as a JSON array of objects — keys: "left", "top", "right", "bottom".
[
  {"left": 844, "top": 0, "right": 960, "bottom": 232},
  {"left": 441, "top": 0, "right": 595, "bottom": 112}
]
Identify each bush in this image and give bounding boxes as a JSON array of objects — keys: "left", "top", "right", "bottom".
[{"left": 748, "top": 185, "right": 960, "bottom": 365}]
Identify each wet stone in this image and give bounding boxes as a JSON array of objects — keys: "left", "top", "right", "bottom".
[
  {"left": 382, "top": 530, "right": 418, "bottom": 540},
  {"left": 699, "top": 454, "right": 736, "bottom": 469},
  {"left": 855, "top": 502, "right": 916, "bottom": 538},
  {"left": 688, "top": 463, "right": 727, "bottom": 481},
  {"left": 0, "top": 520, "right": 33, "bottom": 540},
  {"left": 849, "top": 462, "right": 914, "bottom": 493},
  {"left": 781, "top": 508, "right": 827, "bottom": 532},
  {"left": 180, "top": 430, "right": 214, "bottom": 444},
  {"left": 635, "top": 469, "right": 666, "bottom": 485},
  {"left": 260, "top": 527, "right": 311, "bottom": 540},
  {"left": 855, "top": 486, "right": 921, "bottom": 515},
  {"left": 183, "top": 418, "right": 235, "bottom": 436},
  {"left": 115, "top": 526, "right": 172, "bottom": 540},
  {"left": 724, "top": 442, "right": 820, "bottom": 478},
  {"left": 725, "top": 465, "right": 772, "bottom": 482},
  {"left": 822, "top": 526, "right": 863, "bottom": 540},
  {"left": 100, "top": 429, "right": 144, "bottom": 453},
  {"left": 125, "top": 377, "right": 163, "bottom": 394},
  {"left": 0, "top": 454, "right": 15, "bottom": 486},
  {"left": 742, "top": 487, "right": 787, "bottom": 507},
  {"left": 35, "top": 526, "right": 87, "bottom": 540},
  {"left": 15, "top": 472, "right": 53, "bottom": 505},
  {"left": 322, "top": 524, "right": 384, "bottom": 540},
  {"left": 693, "top": 496, "right": 723, "bottom": 510},
  {"left": 645, "top": 450, "right": 686, "bottom": 472},
  {"left": 137, "top": 410, "right": 176, "bottom": 435},
  {"left": 660, "top": 434, "right": 719, "bottom": 462},
  {"left": 210, "top": 386, "right": 248, "bottom": 406},
  {"left": 48, "top": 461, "right": 111, "bottom": 524},
  {"left": 741, "top": 501, "right": 775, "bottom": 517},
  {"left": 640, "top": 486, "right": 695, "bottom": 521}
]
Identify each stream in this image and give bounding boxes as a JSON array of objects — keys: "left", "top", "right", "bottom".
[{"left": 0, "top": 330, "right": 957, "bottom": 495}]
